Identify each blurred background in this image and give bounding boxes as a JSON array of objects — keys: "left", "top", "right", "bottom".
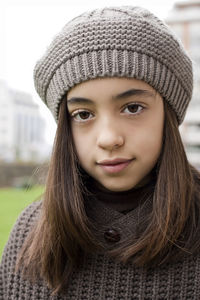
[{"left": 0, "top": 0, "right": 200, "bottom": 255}]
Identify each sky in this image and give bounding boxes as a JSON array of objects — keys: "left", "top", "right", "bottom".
[{"left": 0, "top": 0, "right": 179, "bottom": 144}]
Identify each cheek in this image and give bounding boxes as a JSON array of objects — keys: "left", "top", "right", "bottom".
[
  {"left": 133, "top": 121, "right": 164, "bottom": 161},
  {"left": 147, "top": 131, "right": 163, "bottom": 161},
  {"left": 72, "top": 128, "right": 90, "bottom": 161},
  {"left": 144, "top": 136, "right": 163, "bottom": 162}
]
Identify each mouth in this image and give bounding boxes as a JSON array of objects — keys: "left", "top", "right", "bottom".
[{"left": 97, "top": 158, "right": 135, "bottom": 174}]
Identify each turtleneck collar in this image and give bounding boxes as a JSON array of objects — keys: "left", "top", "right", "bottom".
[
  {"left": 83, "top": 170, "right": 157, "bottom": 250},
  {"left": 84, "top": 175, "right": 156, "bottom": 251},
  {"left": 85, "top": 170, "right": 157, "bottom": 214}
]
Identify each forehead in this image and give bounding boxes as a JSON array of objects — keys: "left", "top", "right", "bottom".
[{"left": 67, "top": 77, "right": 156, "bottom": 99}]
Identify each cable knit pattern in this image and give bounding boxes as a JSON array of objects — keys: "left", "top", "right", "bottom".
[
  {"left": 33, "top": 6, "right": 193, "bottom": 124},
  {"left": 1, "top": 199, "right": 200, "bottom": 299}
]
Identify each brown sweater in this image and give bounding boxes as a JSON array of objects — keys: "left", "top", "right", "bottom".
[{"left": 1, "top": 185, "right": 200, "bottom": 299}]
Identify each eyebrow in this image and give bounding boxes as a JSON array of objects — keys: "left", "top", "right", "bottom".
[{"left": 67, "top": 88, "right": 155, "bottom": 105}]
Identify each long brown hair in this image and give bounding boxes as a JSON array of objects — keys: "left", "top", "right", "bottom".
[{"left": 17, "top": 97, "right": 200, "bottom": 294}]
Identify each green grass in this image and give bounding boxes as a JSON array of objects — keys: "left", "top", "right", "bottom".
[{"left": 0, "top": 185, "right": 45, "bottom": 258}]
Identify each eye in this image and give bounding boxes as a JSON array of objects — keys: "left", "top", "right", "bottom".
[
  {"left": 122, "top": 103, "right": 144, "bottom": 115},
  {"left": 71, "top": 109, "right": 94, "bottom": 122}
]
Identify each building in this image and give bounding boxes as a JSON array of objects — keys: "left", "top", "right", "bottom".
[
  {"left": 0, "top": 81, "right": 51, "bottom": 163},
  {"left": 166, "top": 0, "right": 200, "bottom": 168}
]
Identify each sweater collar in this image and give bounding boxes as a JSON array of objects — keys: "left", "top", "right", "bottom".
[
  {"left": 85, "top": 176, "right": 156, "bottom": 214},
  {"left": 84, "top": 174, "right": 156, "bottom": 249}
]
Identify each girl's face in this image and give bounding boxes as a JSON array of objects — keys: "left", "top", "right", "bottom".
[{"left": 67, "top": 77, "right": 164, "bottom": 192}]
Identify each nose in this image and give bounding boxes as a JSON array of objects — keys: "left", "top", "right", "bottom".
[{"left": 96, "top": 119, "right": 124, "bottom": 151}]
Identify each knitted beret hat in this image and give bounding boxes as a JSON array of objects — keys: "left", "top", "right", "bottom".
[{"left": 34, "top": 6, "right": 193, "bottom": 124}]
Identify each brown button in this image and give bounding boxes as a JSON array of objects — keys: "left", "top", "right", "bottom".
[{"left": 104, "top": 228, "right": 121, "bottom": 243}]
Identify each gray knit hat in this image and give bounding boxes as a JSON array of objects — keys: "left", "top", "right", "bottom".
[{"left": 34, "top": 6, "right": 193, "bottom": 124}]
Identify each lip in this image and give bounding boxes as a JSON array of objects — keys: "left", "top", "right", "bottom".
[
  {"left": 97, "top": 158, "right": 134, "bottom": 174},
  {"left": 97, "top": 158, "right": 133, "bottom": 165}
]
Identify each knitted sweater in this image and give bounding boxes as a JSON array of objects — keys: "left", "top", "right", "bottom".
[{"left": 1, "top": 192, "right": 200, "bottom": 299}]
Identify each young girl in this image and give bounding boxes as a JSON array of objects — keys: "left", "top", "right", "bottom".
[{"left": 1, "top": 5, "right": 200, "bottom": 300}]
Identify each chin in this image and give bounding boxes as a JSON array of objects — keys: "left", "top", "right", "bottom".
[{"left": 102, "top": 182, "right": 138, "bottom": 192}]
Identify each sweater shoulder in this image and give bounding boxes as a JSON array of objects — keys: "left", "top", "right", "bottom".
[
  {"left": 3, "top": 200, "right": 42, "bottom": 255},
  {"left": 0, "top": 200, "right": 42, "bottom": 299}
]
